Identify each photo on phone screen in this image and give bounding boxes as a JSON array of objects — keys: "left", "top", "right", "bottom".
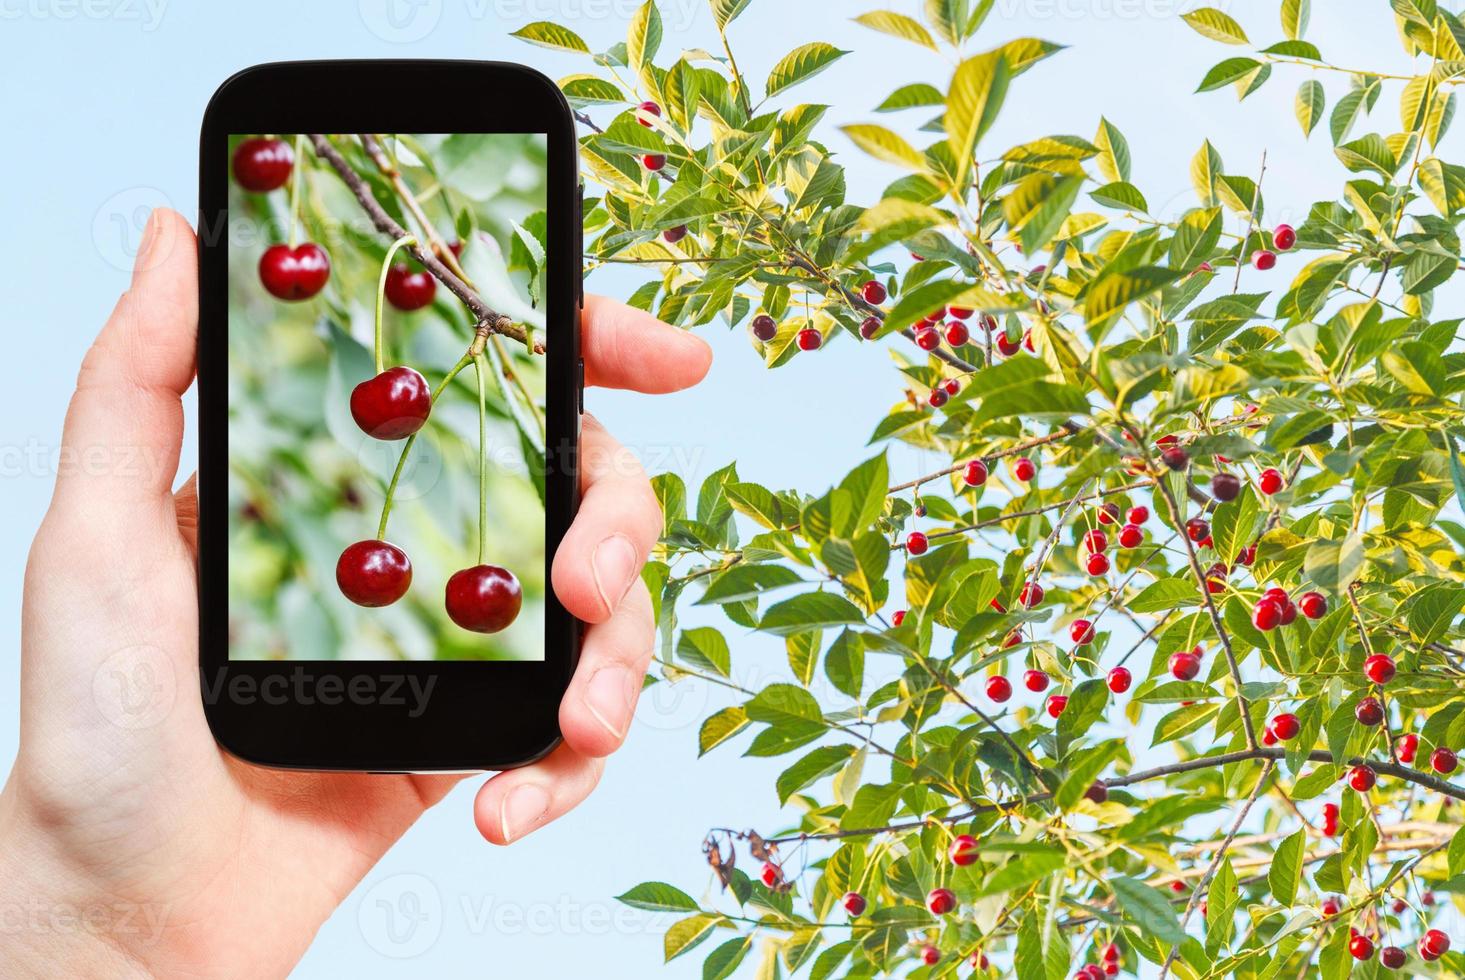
[{"left": 226, "top": 133, "right": 548, "bottom": 662}]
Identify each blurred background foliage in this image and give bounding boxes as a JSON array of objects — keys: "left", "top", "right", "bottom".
[{"left": 227, "top": 132, "right": 549, "bottom": 661}]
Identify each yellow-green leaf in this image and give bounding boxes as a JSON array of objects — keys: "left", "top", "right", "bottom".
[
  {"left": 1182, "top": 7, "right": 1250, "bottom": 44},
  {"left": 510, "top": 21, "right": 590, "bottom": 53},
  {"left": 766, "top": 42, "right": 848, "bottom": 98},
  {"left": 841, "top": 123, "right": 927, "bottom": 170},
  {"left": 946, "top": 49, "right": 1010, "bottom": 188},
  {"left": 1295, "top": 79, "right": 1325, "bottom": 136},
  {"left": 852, "top": 10, "right": 937, "bottom": 49}
]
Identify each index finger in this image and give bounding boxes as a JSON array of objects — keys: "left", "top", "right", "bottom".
[{"left": 582, "top": 294, "right": 712, "bottom": 392}]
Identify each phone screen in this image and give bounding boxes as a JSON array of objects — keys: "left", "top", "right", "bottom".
[{"left": 226, "top": 133, "right": 548, "bottom": 662}]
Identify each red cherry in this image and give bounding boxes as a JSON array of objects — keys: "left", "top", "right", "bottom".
[
  {"left": 1355, "top": 696, "right": 1383, "bottom": 726},
  {"left": 972, "top": 950, "right": 990, "bottom": 970},
  {"left": 1080, "top": 965, "right": 1105, "bottom": 980},
  {"left": 1170, "top": 652, "right": 1200, "bottom": 680},
  {"left": 949, "top": 834, "right": 979, "bottom": 866},
  {"left": 947, "top": 305, "right": 973, "bottom": 319},
  {"left": 1024, "top": 669, "right": 1049, "bottom": 692},
  {"left": 943, "top": 378, "right": 961, "bottom": 397},
  {"left": 1170, "top": 880, "right": 1187, "bottom": 893},
  {"left": 1264, "top": 587, "right": 1289, "bottom": 603},
  {"left": 1022, "top": 328, "right": 1035, "bottom": 352},
  {"left": 1391, "top": 898, "right": 1406, "bottom": 913},
  {"left": 1423, "top": 891, "right": 1436, "bottom": 907},
  {"left": 964, "top": 459, "right": 989, "bottom": 487},
  {"left": 1322, "top": 801, "right": 1338, "bottom": 835},
  {"left": 1096, "top": 503, "right": 1121, "bottom": 525},
  {"left": 640, "top": 153, "right": 666, "bottom": 170},
  {"left": 1381, "top": 945, "right": 1406, "bottom": 968},
  {"left": 635, "top": 100, "right": 662, "bottom": 125},
  {"left": 1432, "top": 746, "right": 1459, "bottom": 774},
  {"left": 445, "top": 564, "right": 523, "bottom": 633},
  {"left": 1185, "top": 518, "right": 1210, "bottom": 542},
  {"left": 752, "top": 314, "right": 778, "bottom": 341},
  {"left": 921, "top": 945, "right": 940, "bottom": 966},
  {"left": 1204, "top": 563, "right": 1227, "bottom": 594},
  {"left": 1253, "top": 599, "right": 1283, "bottom": 631},
  {"left": 1210, "top": 473, "right": 1241, "bottom": 502},
  {"left": 1348, "top": 764, "right": 1376, "bottom": 792},
  {"left": 1298, "top": 591, "right": 1328, "bottom": 619},
  {"left": 1084, "top": 781, "right": 1108, "bottom": 804},
  {"left": 1364, "top": 654, "right": 1395, "bottom": 684},
  {"left": 336, "top": 540, "right": 412, "bottom": 607},
  {"left": 980, "top": 314, "right": 998, "bottom": 332},
  {"left": 1397, "top": 732, "right": 1418, "bottom": 763},
  {"left": 797, "top": 327, "right": 822, "bottom": 350},
  {"left": 1047, "top": 694, "right": 1068, "bottom": 717},
  {"left": 990, "top": 598, "right": 1006, "bottom": 613},
  {"left": 892, "top": 610, "right": 906, "bottom": 626},
  {"left": 1002, "top": 630, "right": 1022, "bottom": 648},
  {"left": 1262, "top": 728, "right": 1278, "bottom": 746},
  {"left": 662, "top": 224, "right": 688, "bottom": 243},
  {"left": 1083, "top": 529, "right": 1109, "bottom": 553},
  {"left": 996, "top": 331, "right": 1022, "bottom": 357},
  {"left": 1071, "top": 619, "right": 1095, "bottom": 644},
  {"left": 1239, "top": 544, "right": 1257, "bottom": 566},
  {"left": 384, "top": 263, "right": 437, "bottom": 311},
  {"left": 259, "top": 243, "right": 331, "bottom": 301},
  {"left": 928, "top": 387, "right": 948, "bottom": 409},
  {"left": 1087, "top": 553, "right": 1111, "bottom": 576},
  {"left": 913, "top": 326, "right": 941, "bottom": 351},
  {"left": 1118, "top": 524, "right": 1143, "bottom": 549},
  {"left": 761, "top": 862, "right": 780, "bottom": 887},
  {"left": 447, "top": 239, "right": 465, "bottom": 258},
  {"left": 350, "top": 366, "right": 432, "bottom": 440},
  {"left": 232, "top": 137, "right": 294, "bottom": 192},
  {"left": 1269, "top": 713, "right": 1300, "bottom": 740},
  {"left": 1162, "top": 447, "right": 1189, "bottom": 470},
  {"left": 945, "top": 321, "right": 970, "bottom": 346},
  {"left": 1107, "top": 667, "right": 1132, "bottom": 693},
  {"left": 905, "top": 531, "right": 929, "bottom": 555},
  {"left": 1252, "top": 249, "right": 1277, "bottom": 270},
  {"left": 1258, "top": 468, "right": 1284, "bottom": 495},
  {"left": 859, "top": 316, "right": 880, "bottom": 339},
  {"left": 1321, "top": 896, "right": 1341, "bottom": 916},
  {"left": 1422, "top": 929, "right": 1450, "bottom": 958},
  {"left": 1101, "top": 944, "right": 1120, "bottom": 963},
  {"left": 986, "top": 675, "right": 1012, "bottom": 702},
  {"left": 1014, "top": 457, "right": 1037, "bottom": 481},
  {"left": 1019, "top": 582, "right": 1045, "bottom": 607},
  {"left": 927, "top": 887, "right": 956, "bottom": 915},
  {"left": 1279, "top": 601, "right": 1297, "bottom": 625},
  {"left": 1273, "top": 224, "right": 1296, "bottom": 251},
  {"left": 860, "top": 279, "right": 886, "bottom": 304},
  {"left": 1350, "top": 935, "right": 1374, "bottom": 961},
  {"left": 842, "top": 891, "right": 866, "bottom": 916}
]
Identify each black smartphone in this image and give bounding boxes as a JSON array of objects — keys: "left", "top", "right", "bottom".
[{"left": 198, "top": 61, "right": 581, "bottom": 771}]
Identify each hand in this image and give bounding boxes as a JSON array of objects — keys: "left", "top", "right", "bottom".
[{"left": 0, "top": 209, "right": 710, "bottom": 976}]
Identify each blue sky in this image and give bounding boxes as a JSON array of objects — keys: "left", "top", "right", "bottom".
[{"left": 0, "top": 1, "right": 1450, "bottom": 977}]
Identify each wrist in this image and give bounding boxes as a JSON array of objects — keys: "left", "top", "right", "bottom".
[{"left": 0, "top": 788, "right": 157, "bottom": 978}]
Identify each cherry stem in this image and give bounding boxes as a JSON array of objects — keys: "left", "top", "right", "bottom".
[
  {"left": 287, "top": 133, "right": 305, "bottom": 248},
  {"left": 473, "top": 353, "right": 489, "bottom": 566},
  {"left": 374, "top": 234, "right": 418, "bottom": 376},
  {"left": 376, "top": 352, "right": 473, "bottom": 540}
]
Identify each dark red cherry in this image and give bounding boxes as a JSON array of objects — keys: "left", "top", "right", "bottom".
[
  {"left": 350, "top": 366, "right": 432, "bottom": 440},
  {"left": 384, "top": 263, "right": 437, "bottom": 311},
  {"left": 337, "top": 540, "right": 412, "bottom": 607},
  {"left": 259, "top": 243, "right": 331, "bottom": 301},
  {"left": 1273, "top": 224, "right": 1296, "bottom": 250},
  {"left": 635, "top": 100, "right": 661, "bottom": 126},
  {"left": 752, "top": 314, "right": 778, "bottom": 341},
  {"left": 641, "top": 153, "right": 666, "bottom": 170},
  {"left": 663, "top": 224, "right": 688, "bottom": 243},
  {"left": 445, "top": 564, "right": 523, "bottom": 633},
  {"left": 860, "top": 279, "right": 886, "bottom": 304},
  {"left": 859, "top": 316, "right": 880, "bottom": 339},
  {"left": 232, "top": 137, "right": 294, "bottom": 192}
]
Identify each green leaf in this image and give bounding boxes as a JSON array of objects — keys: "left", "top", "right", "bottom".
[
  {"left": 1296, "top": 79, "right": 1326, "bottom": 137},
  {"left": 852, "top": 10, "right": 937, "bottom": 49},
  {"left": 697, "top": 564, "right": 806, "bottom": 605},
  {"left": 1191, "top": 140, "right": 1224, "bottom": 205},
  {"left": 1085, "top": 267, "right": 1183, "bottom": 328},
  {"left": 703, "top": 936, "right": 753, "bottom": 980},
  {"left": 1110, "top": 876, "right": 1182, "bottom": 944},
  {"left": 840, "top": 123, "right": 927, "bottom": 170},
  {"left": 1269, "top": 828, "right": 1306, "bottom": 905},
  {"left": 825, "top": 629, "right": 865, "bottom": 698},
  {"left": 1004, "top": 173, "right": 1084, "bottom": 254},
  {"left": 1406, "top": 584, "right": 1465, "bottom": 645},
  {"left": 618, "top": 881, "right": 701, "bottom": 912},
  {"left": 665, "top": 913, "right": 722, "bottom": 961},
  {"left": 777, "top": 745, "right": 856, "bottom": 803},
  {"left": 510, "top": 21, "right": 590, "bottom": 53},
  {"left": 1282, "top": 0, "right": 1310, "bottom": 39},
  {"left": 1094, "top": 116, "right": 1131, "bottom": 183},
  {"left": 1056, "top": 678, "right": 1110, "bottom": 754},
  {"left": 946, "top": 49, "right": 1011, "bottom": 188},
  {"left": 1449, "top": 825, "right": 1465, "bottom": 878},
  {"left": 1169, "top": 206, "right": 1223, "bottom": 271},
  {"left": 1182, "top": 7, "right": 1250, "bottom": 44},
  {"left": 1207, "top": 857, "right": 1239, "bottom": 954},
  {"left": 1303, "top": 535, "right": 1364, "bottom": 592},
  {"left": 561, "top": 76, "right": 625, "bottom": 107},
  {"left": 678, "top": 627, "right": 732, "bottom": 676},
  {"left": 1055, "top": 741, "right": 1122, "bottom": 810},
  {"left": 746, "top": 683, "right": 824, "bottom": 725},
  {"left": 709, "top": 0, "right": 752, "bottom": 30},
  {"left": 1198, "top": 57, "right": 1262, "bottom": 92},
  {"left": 1334, "top": 133, "right": 1397, "bottom": 175},
  {"left": 664, "top": 59, "right": 702, "bottom": 130},
  {"left": 1212, "top": 486, "right": 1263, "bottom": 564},
  {"left": 875, "top": 82, "right": 945, "bottom": 112},
  {"left": 766, "top": 42, "right": 848, "bottom": 98},
  {"left": 627, "top": 0, "right": 662, "bottom": 70},
  {"left": 699, "top": 706, "right": 749, "bottom": 755},
  {"left": 761, "top": 592, "right": 866, "bottom": 635},
  {"left": 1090, "top": 181, "right": 1147, "bottom": 211}
]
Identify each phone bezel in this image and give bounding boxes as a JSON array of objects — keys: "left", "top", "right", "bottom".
[{"left": 198, "top": 60, "right": 581, "bottom": 771}]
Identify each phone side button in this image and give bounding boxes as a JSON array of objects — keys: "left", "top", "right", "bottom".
[{"left": 577, "top": 357, "right": 585, "bottom": 414}]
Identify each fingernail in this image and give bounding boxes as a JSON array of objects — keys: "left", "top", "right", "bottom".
[
  {"left": 591, "top": 534, "right": 638, "bottom": 615},
  {"left": 499, "top": 784, "right": 550, "bottom": 844},
  {"left": 133, "top": 210, "right": 160, "bottom": 277},
  {"left": 585, "top": 666, "right": 636, "bottom": 739}
]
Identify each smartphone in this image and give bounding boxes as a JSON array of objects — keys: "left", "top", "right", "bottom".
[{"left": 198, "top": 61, "right": 581, "bottom": 771}]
